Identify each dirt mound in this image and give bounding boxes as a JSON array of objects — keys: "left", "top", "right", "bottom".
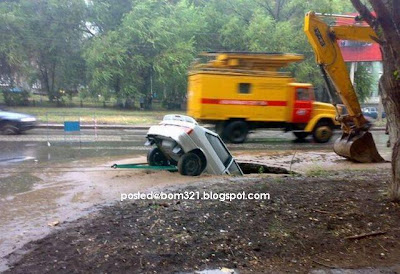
[{"left": 6, "top": 169, "right": 400, "bottom": 273}]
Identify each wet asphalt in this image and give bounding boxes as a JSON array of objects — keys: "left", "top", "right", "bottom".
[{"left": 0, "top": 127, "right": 389, "bottom": 165}]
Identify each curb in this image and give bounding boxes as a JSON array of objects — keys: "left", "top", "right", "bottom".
[
  {"left": 37, "top": 123, "right": 386, "bottom": 131},
  {"left": 37, "top": 124, "right": 151, "bottom": 130}
]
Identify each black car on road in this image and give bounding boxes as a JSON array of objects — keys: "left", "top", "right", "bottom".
[{"left": 0, "top": 108, "right": 36, "bottom": 134}]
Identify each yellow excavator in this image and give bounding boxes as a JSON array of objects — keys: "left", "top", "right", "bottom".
[{"left": 304, "top": 11, "right": 385, "bottom": 163}]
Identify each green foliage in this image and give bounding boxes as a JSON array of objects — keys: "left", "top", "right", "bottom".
[
  {"left": 394, "top": 70, "right": 400, "bottom": 80},
  {"left": 0, "top": 2, "right": 29, "bottom": 84},
  {"left": 84, "top": 0, "right": 203, "bottom": 107},
  {"left": 0, "top": 0, "right": 87, "bottom": 102},
  {"left": 2, "top": 90, "right": 30, "bottom": 106},
  {"left": 354, "top": 63, "right": 374, "bottom": 103},
  {"left": 0, "top": 0, "right": 358, "bottom": 107},
  {"left": 86, "top": 0, "right": 133, "bottom": 33}
]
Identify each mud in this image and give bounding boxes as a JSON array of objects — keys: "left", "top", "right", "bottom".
[
  {"left": 0, "top": 156, "right": 204, "bottom": 272},
  {"left": 5, "top": 168, "right": 400, "bottom": 273},
  {"left": 235, "top": 150, "right": 391, "bottom": 174},
  {"left": 0, "top": 132, "right": 394, "bottom": 272}
]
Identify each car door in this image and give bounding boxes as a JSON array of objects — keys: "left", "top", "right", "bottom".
[{"left": 292, "top": 87, "right": 313, "bottom": 123}]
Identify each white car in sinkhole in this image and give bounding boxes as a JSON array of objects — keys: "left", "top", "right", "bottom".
[{"left": 145, "top": 114, "right": 243, "bottom": 176}]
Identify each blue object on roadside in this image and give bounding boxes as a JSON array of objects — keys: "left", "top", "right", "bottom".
[
  {"left": 6, "top": 87, "right": 23, "bottom": 93},
  {"left": 64, "top": 121, "right": 80, "bottom": 132}
]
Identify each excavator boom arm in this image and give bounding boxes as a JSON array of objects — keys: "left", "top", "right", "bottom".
[
  {"left": 304, "top": 12, "right": 372, "bottom": 129},
  {"left": 304, "top": 12, "right": 384, "bottom": 163},
  {"left": 332, "top": 25, "right": 377, "bottom": 42}
]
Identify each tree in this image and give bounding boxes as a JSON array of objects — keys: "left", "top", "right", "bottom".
[
  {"left": 0, "top": 2, "right": 30, "bottom": 88},
  {"left": 0, "top": 0, "right": 88, "bottom": 103},
  {"left": 0, "top": 0, "right": 360, "bottom": 107},
  {"left": 353, "top": 62, "right": 374, "bottom": 103},
  {"left": 351, "top": 0, "right": 400, "bottom": 201},
  {"left": 85, "top": 0, "right": 203, "bottom": 107},
  {"left": 86, "top": 0, "right": 133, "bottom": 34},
  {"left": 24, "top": 0, "right": 87, "bottom": 102}
]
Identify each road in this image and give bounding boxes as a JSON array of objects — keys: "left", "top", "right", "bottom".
[{"left": 1, "top": 127, "right": 390, "bottom": 165}]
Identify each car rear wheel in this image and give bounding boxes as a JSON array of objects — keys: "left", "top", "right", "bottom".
[
  {"left": 1, "top": 123, "right": 19, "bottom": 135},
  {"left": 178, "top": 152, "right": 203, "bottom": 176},
  {"left": 147, "top": 147, "right": 169, "bottom": 166},
  {"left": 223, "top": 121, "right": 248, "bottom": 143},
  {"left": 312, "top": 121, "right": 333, "bottom": 143}
]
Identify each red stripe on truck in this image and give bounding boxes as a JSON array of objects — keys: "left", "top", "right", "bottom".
[{"left": 201, "top": 98, "right": 287, "bottom": 106}]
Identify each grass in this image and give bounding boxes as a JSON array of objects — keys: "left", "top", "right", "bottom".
[
  {"left": 373, "top": 118, "right": 387, "bottom": 127},
  {"left": 306, "top": 166, "right": 330, "bottom": 177},
  {"left": 8, "top": 106, "right": 186, "bottom": 125}
]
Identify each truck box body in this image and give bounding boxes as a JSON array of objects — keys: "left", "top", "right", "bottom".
[{"left": 188, "top": 72, "right": 296, "bottom": 123}]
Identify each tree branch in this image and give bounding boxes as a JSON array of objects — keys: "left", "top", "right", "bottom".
[
  {"left": 256, "top": 0, "right": 276, "bottom": 20},
  {"left": 345, "top": 230, "right": 386, "bottom": 240},
  {"left": 392, "top": 0, "right": 400, "bottom": 30},
  {"left": 370, "top": 0, "right": 397, "bottom": 33},
  {"left": 350, "top": 0, "right": 376, "bottom": 27},
  {"left": 227, "top": 0, "right": 250, "bottom": 25},
  {"left": 351, "top": 0, "right": 400, "bottom": 70},
  {"left": 81, "top": 26, "right": 96, "bottom": 37},
  {"left": 275, "top": 0, "right": 287, "bottom": 21},
  {"left": 369, "top": 0, "right": 400, "bottom": 63}
]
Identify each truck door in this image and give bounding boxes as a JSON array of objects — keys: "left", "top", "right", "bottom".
[{"left": 292, "top": 87, "right": 313, "bottom": 123}]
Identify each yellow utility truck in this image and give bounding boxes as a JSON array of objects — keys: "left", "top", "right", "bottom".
[{"left": 187, "top": 52, "right": 339, "bottom": 143}]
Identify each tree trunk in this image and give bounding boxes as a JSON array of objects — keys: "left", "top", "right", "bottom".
[
  {"left": 41, "top": 67, "right": 52, "bottom": 102},
  {"left": 380, "top": 48, "right": 400, "bottom": 201},
  {"left": 380, "top": 66, "right": 400, "bottom": 201},
  {"left": 377, "top": 95, "right": 383, "bottom": 121},
  {"left": 351, "top": 0, "right": 400, "bottom": 201},
  {"left": 391, "top": 139, "right": 400, "bottom": 201}
]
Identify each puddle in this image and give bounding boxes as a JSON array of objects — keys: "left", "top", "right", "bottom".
[
  {"left": 0, "top": 156, "right": 35, "bottom": 164},
  {"left": 0, "top": 174, "right": 41, "bottom": 198}
]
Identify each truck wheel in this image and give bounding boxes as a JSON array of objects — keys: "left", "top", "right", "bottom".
[
  {"left": 312, "top": 122, "right": 333, "bottom": 143},
  {"left": 224, "top": 121, "right": 248, "bottom": 143},
  {"left": 147, "top": 147, "right": 169, "bottom": 166},
  {"left": 215, "top": 122, "right": 225, "bottom": 136},
  {"left": 1, "top": 123, "right": 19, "bottom": 135},
  {"left": 178, "top": 152, "right": 203, "bottom": 176},
  {"left": 293, "top": 131, "right": 309, "bottom": 140}
]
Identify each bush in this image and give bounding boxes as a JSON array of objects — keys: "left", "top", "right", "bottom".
[{"left": 2, "top": 89, "right": 30, "bottom": 106}]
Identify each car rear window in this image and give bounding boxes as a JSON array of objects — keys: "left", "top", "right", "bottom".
[{"left": 205, "top": 133, "right": 232, "bottom": 167}]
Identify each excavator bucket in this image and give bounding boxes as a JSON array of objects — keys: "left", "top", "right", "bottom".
[{"left": 333, "top": 131, "right": 385, "bottom": 163}]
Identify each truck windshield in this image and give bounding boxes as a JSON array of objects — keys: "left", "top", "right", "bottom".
[{"left": 205, "top": 133, "right": 232, "bottom": 167}]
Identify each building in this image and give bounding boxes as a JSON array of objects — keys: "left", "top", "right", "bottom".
[{"left": 336, "top": 14, "right": 382, "bottom": 106}]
